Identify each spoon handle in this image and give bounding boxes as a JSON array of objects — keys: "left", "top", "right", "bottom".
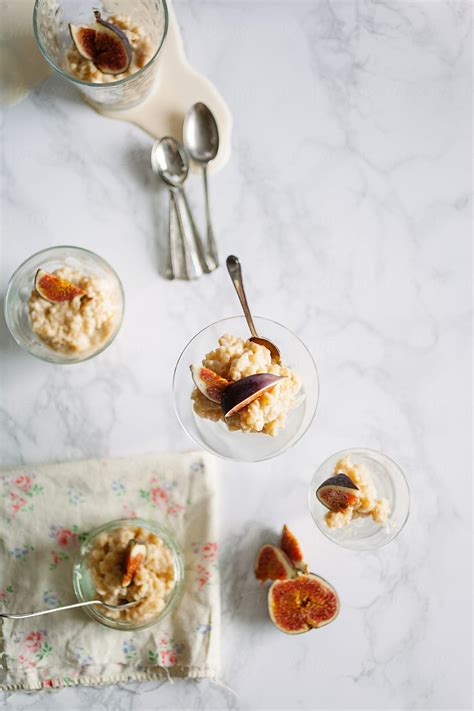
[
  {"left": 0, "top": 600, "right": 102, "bottom": 620},
  {"left": 181, "top": 190, "right": 215, "bottom": 273},
  {"left": 172, "top": 189, "right": 203, "bottom": 280},
  {"left": 226, "top": 255, "right": 259, "bottom": 338},
  {"left": 164, "top": 197, "right": 176, "bottom": 280},
  {"left": 202, "top": 166, "right": 219, "bottom": 268}
]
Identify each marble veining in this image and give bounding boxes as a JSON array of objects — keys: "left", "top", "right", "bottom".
[{"left": 0, "top": 1, "right": 471, "bottom": 709}]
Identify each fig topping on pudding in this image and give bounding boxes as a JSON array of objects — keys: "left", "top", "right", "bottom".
[
  {"left": 221, "top": 373, "right": 286, "bottom": 418},
  {"left": 316, "top": 473, "right": 360, "bottom": 512},
  {"left": 34, "top": 269, "right": 87, "bottom": 303},
  {"left": 69, "top": 10, "right": 132, "bottom": 75},
  {"left": 191, "top": 365, "right": 230, "bottom": 404},
  {"left": 121, "top": 540, "right": 147, "bottom": 588}
]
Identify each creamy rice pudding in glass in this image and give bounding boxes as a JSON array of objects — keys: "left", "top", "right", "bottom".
[
  {"left": 174, "top": 317, "right": 319, "bottom": 462},
  {"left": 5, "top": 246, "right": 124, "bottom": 364},
  {"left": 33, "top": 0, "right": 168, "bottom": 110},
  {"left": 309, "top": 448, "right": 410, "bottom": 551},
  {"left": 73, "top": 518, "right": 184, "bottom": 630}
]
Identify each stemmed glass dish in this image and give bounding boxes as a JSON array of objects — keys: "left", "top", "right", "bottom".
[
  {"left": 173, "top": 316, "right": 319, "bottom": 462},
  {"left": 309, "top": 448, "right": 410, "bottom": 551}
]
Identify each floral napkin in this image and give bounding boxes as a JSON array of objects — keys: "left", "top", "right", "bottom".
[{"left": 0, "top": 453, "right": 220, "bottom": 690}]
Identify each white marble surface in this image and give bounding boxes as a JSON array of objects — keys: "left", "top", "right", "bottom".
[{"left": 0, "top": 1, "right": 472, "bottom": 709}]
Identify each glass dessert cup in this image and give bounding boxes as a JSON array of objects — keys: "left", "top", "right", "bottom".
[
  {"left": 173, "top": 316, "right": 319, "bottom": 462},
  {"left": 33, "top": 0, "right": 168, "bottom": 110},
  {"left": 4, "top": 245, "right": 124, "bottom": 364},
  {"left": 309, "top": 448, "right": 410, "bottom": 551},
  {"left": 73, "top": 518, "right": 184, "bottom": 631}
]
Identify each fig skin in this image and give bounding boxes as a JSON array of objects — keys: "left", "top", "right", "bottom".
[
  {"left": 255, "top": 544, "right": 297, "bottom": 583},
  {"left": 221, "top": 373, "right": 285, "bottom": 418},
  {"left": 34, "top": 269, "right": 86, "bottom": 303},
  {"left": 268, "top": 573, "right": 340, "bottom": 634},
  {"left": 122, "top": 540, "right": 147, "bottom": 588},
  {"left": 280, "top": 524, "right": 308, "bottom": 573},
  {"left": 191, "top": 365, "right": 230, "bottom": 404},
  {"left": 316, "top": 473, "right": 360, "bottom": 512}
]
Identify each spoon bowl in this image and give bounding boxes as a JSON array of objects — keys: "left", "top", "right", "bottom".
[
  {"left": 151, "top": 136, "right": 189, "bottom": 187},
  {"left": 184, "top": 102, "right": 219, "bottom": 164}
]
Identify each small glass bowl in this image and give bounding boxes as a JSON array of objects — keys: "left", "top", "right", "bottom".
[
  {"left": 72, "top": 518, "right": 184, "bottom": 631},
  {"left": 4, "top": 246, "right": 124, "bottom": 364},
  {"left": 309, "top": 448, "right": 410, "bottom": 551},
  {"left": 173, "top": 316, "right": 319, "bottom": 462}
]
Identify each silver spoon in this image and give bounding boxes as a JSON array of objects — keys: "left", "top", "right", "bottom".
[
  {"left": 151, "top": 137, "right": 210, "bottom": 280},
  {"left": 0, "top": 598, "right": 142, "bottom": 620},
  {"left": 184, "top": 102, "right": 220, "bottom": 268},
  {"left": 226, "top": 255, "right": 281, "bottom": 363}
]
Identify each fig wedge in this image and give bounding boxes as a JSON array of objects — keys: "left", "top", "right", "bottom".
[
  {"left": 268, "top": 573, "right": 339, "bottom": 634},
  {"left": 122, "top": 539, "right": 147, "bottom": 588},
  {"left": 316, "top": 473, "right": 360, "bottom": 512},
  {"left": 35, "top": 269, "right": 86, "bottom": 303},
  {"left": 92, "top": 11, "right": 132, "bottom": 75},
  {"left": 191, "top": 365, "right": 230, "bottom": 404},
  {"left": 255, "top": 544, "right": 297, "bottom": 583},
  {"left": 280, "top": 524, "right": 308, "bottom": 573},
  {"left": 221, "top": 373, "right": 285, "bottom": 418}
]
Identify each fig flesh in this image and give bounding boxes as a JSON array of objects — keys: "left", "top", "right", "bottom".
[
  {"left": 255, "top": 544, "right": 297, "bottom": 583},
  {"left": 280, "top": 524, "right": 308, "bottom": 573},
  {"left": 34, "top": 269, "right": 86, "bottom": 303},
  {"left": 191, "top": 365, "right": 230, "bottom": 404},
  {"left": 69, "top": 24, "right": 96, "bottom": 60},
  {"left": 221, "top": 373, "right": 285, "bottom": 418},
  {"left": 122, "top": 540, "right": 147, "bottom": 587},
  {"left": 69, "top": 11, "right": 131, "bottom": 75},
  {"left": 268, "top": 573, "right": 339, "bottom": 634},
  {"left": 316, "top": 473, "right": 360, "bottom": 512}
]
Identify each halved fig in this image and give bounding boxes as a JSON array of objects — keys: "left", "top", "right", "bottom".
[
  {"left": 69, "top": 24, "right": 96, "bottom": 60},
  {"left": 191, "top": 365, "right": 230, "bottom": 404},
  {"left": 122, "top": 540, "right": 147, "bottom": 587},
  {"left": 35, "top": 269, "right": 86, "bottom": 303},
  {"left": 255, "top": 544, "right": 297, "bottom": 583},
  {"left": 69, "top": 11, "right": 131, "bottom": 75},
  {"left": 221, "top": 374, "right": 285, "bottom": 418},
  {"left": 92, "top": 10, "right": 132, "bottom": 75},
  {"left": 268, "top": 573, "right": 339, "bottom": 634},
  {"left": 316, "top": 473, "right": 360, "bottom": 512},
  {"left": 280, "top": 524, "right": 308, "bottom": 573}
]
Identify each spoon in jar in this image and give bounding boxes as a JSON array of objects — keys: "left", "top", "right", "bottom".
[
  {"left": 0, "top": 598, "right": 143, "bottom": 620},
  {"left": 226, "top": 255, "right": 281, "bottom": 363},
  {"left": 184, "top": 102, "right": 220, "bottom": 268},
  {"left": 151, "top": 137, "right": 210, "bottom": 280}
]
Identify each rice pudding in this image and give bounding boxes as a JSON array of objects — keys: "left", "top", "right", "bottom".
[
  {"left": 67, "top": 15, "right": 153, "bottom": 83},
  {"left": 87, "top": 525, "right": 176, "bottom": 624},
  {"left": 28, "top": 266, "right": 119, "bottom": 354},
  {"left": 324, "top": 457, "right": 390, "bottom": 529},
  {"left": 192, "top": 334, "right": 303, "bottom": 436}
]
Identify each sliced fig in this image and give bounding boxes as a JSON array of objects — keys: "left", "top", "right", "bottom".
[
  {"left": 316, "top": 473, "right": 360, "bottom": 512},
  {"left": 69, "top": 24, "right": 96, "bottom": 60},
  {"left": 92, "top": 10, "right": 131, "bottom": 75},
  {"left": 122, "top": 540, "right": 147, "bottom": 588},
  {"left": 280, "top": 524, "right": 308, "bottom": 573},
  {"left": 191, "top": 365, "right": 230, "bottom": 404},
  {"left": 255, "top": 544, "right": 297, "bottom": 583},
  {"left": 35, "top": 269, "right": 87, "bottom": 303},
  {"left": 221, "top": 374, "right": 285, "bottom": 418},
  {"left": 268, "top": 573, "right": 339, "bottom": 634}
]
